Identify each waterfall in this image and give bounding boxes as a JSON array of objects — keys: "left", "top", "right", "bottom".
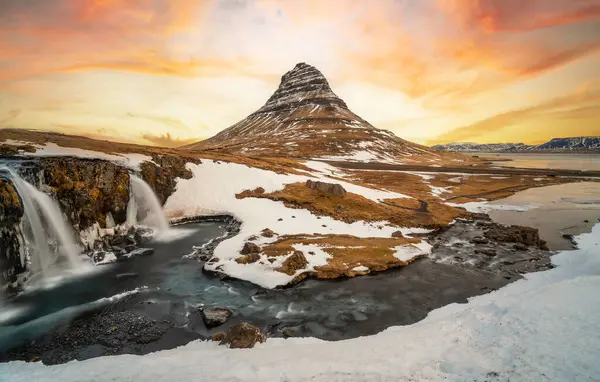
[
  {"left": 0, "top": 166, "right": 83, "bottom": 278},
  {"left": 127, "top": 175, "right": 169, "bottom": 234}
]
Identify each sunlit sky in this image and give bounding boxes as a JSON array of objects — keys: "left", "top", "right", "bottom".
[{"left": 1, "top": 0, "right": 599, "bottom": 147}]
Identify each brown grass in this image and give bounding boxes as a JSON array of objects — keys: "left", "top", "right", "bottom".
[
  {"left": 236, "top": 182, "right": 465, "bottom": 228},
  {"left": 261, "top": 234, "right": 423, "bottom": 282}
]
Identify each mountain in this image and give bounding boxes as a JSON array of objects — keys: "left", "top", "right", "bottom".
[
  {"left": 432, "top": 142, "right": 528, "bottom": 152},
  {"left": 433, "top": 137, "right": 600, "bottom": 153},
  {"left": 185, "top": 63, "right": 464, "bottom": 164}
]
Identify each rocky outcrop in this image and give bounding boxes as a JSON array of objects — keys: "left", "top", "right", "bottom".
[
  {"left": 0, "top": 179, "right": 25, "bottom": 284},
  {"left": 217, "top": 322, "right": 265, "bottom": 349},
  {"left": 139, "top": 155, "right": 198, "bottom": 205},
  {"left": 484, "top": 224, "right": 548, "bottom": 250},
  {"left": 306, "top": 179, "right": 346, "bottom": 197},
  {"left": 39, "top": 158, "right": 130, "bottom": 230},
  {"left": 277, "top": 251, "right": 308, "bottom": 276}
]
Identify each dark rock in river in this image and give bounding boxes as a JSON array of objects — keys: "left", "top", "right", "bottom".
[
  {"left": 484, "top": 223, "right": 548, "bottom": 250},
  {"left": 201, "top": 307, "right": 233, "bottom": 328},
  {"left": 219, "top": 322, "right": 266, "bottom": 349}
]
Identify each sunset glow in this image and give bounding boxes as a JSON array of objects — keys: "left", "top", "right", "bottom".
[{"left": 1, "top": 0, "right": 599, "bottom": 146}]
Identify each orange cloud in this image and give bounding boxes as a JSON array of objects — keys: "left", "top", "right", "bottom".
[
  {"left": 439, "top": 0, "right": 600, "bottom": 33},
  {"left": 0, "top": 0, "right": 206, "bottom": 80},
  {"left": 428, "top": 80, "right": 600, "bottom": 144}
]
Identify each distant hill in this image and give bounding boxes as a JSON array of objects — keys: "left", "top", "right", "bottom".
[{"left": 433, "top": 137, "right": 600, "bottom": 153}]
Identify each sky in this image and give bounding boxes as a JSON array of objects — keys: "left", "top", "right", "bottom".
[{"left": 1, "top": 0, "right": 599, "bottom": 147}]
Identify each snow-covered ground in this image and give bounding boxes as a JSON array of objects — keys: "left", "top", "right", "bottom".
[
  {"left": 3, "top": 223, "right": 598, "bottom": 381},
  {"left": 3, "top": 140, "right": 153, "bottom": 170},
  {"left": 162, "top": 159, "right": 430, "bottom": 288}
]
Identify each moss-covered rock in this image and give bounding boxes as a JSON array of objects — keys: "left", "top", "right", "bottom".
[
  {"left": 39, "top": 158, "right": 130, "bottom": 230},
  {"left": 0, "top": 179, "right": 23, "bottom": 222},
  {"left": 0, "top": 179, "right": 25, "bottom": 284},
  {"left": 139, "top": 155, "right": 199, "bottom": 205}
]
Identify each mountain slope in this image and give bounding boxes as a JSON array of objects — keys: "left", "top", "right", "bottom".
[
  {"left": 185, "top": 63, "right": 465, "bottom": 164},
  {"left": 434, "top": 137, "right": 600, "bottom": 153}
]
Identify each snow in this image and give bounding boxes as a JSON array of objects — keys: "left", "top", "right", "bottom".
[
  {"left": 162, "top": 160, "right": 418, "bottom": 288},
  {"left": 5, "top": 225, "right": 599, "bottom": 381},
  {"left": 351, "top": 265, "right": 369, "bottom": 272},
  {"left": 4, "top": 141, "right": 153, "bottom": 170},
  {"left": 291, "top": 244, "right": 331, "bottom": 269}
]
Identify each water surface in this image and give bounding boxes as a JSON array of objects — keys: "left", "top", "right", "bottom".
[{"left": 477, "top": 152, "right": 600, "bottom": 171}]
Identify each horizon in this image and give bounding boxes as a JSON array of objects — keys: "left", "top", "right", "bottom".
[{"left": 1, "top": 1, "right": 600, "bottom": 147}]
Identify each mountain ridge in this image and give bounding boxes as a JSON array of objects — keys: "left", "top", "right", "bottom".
[{"left": 433, "top": 137, "right": 600, "bottom": 153}]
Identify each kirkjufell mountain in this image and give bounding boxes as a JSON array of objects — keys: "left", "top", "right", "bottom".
[{"left": 185, "top": 63, "right": 461, "bottom": 164}]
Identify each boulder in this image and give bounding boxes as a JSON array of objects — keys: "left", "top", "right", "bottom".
[
  {"left": 484, "top": 224, "right": 547, "bottom": 250},
  {"left": 305, "top": 179, "right": 346, "bottom": 197},
  {"left": 219, "top": 322, "right": 265, "bottom": 349},
  {"left": 261, "top": 228, "right": 276, "bottom": 238},
  {"left": 201, "top": 307, "right": 233, "bottom": 328},
  {"left": 236, "top": 253, "right": 261, "bottom": 264},
  {"left": 211, "top": 332, "right": 227, "bottom": 342},
  {"left": 391, "top": 231, "right": 404, "bottom": 238},
  {"left": 277, "top": 251, "right": 308, "bottom": 275},
  {"left": 92, "top": 251, "right": 117, "bottom": 265},
  {"left": 240, "top": 242, "right": 260, "bottom": 255}
]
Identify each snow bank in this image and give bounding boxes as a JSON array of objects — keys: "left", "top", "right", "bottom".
[
  {"left": 162, "top": 160, "right": 425, "bottom": 288},
  {"left": 7, "top": 141, "right": 153, "bottom": 170},
  {"left": 4, "top": 225, "right": 599, "bottom": 381}
]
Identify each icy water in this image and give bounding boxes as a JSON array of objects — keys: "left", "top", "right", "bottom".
[
  {"left": 0, "top": 221, "right": 510, "bottom": 359},
  {"left": 478, "top": 152, "right": 600, "bottom": 171},
  {"left": 2, "top": 180, "right": 598, "bottom": 363},
  {"left": 489, "top": 182, "right": 600, "bottom": 250}
]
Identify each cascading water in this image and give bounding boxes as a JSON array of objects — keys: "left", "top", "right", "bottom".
[
  {"left": 126, "top": 175, "right": 169, "bottom": 234},
  {"left": 0, "top": 166, "right": 84, "bottom": 278}
]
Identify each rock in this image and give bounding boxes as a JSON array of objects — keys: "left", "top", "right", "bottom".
[
  {"left": 277, "top": 251, "right": 308, "bottom": 275},
  {"left": 240, "top": 242, "right": 260, "bottom": 255},
  {"left": 278, "top": 218, "right": 283, "bottom": 221},
  {"left": 211, "top": 332, "right": 227, "bottom": 342},
  {"left": 201, "top": 307, "right": 233, "bottom": 328},
  {"left": 485, "top": 224, "right": 547, "bottom": 249},
  {"left": 305, "top": 179, "right": 346, "bottom": 197},
  {"left": 139, "top": 155, "right": 200, "bottom": 205},
  {"left": 261, "top": 228, "right": 276, "bottom": 238},
  {"left": 513, "top": 243, "right": 528, "bottom": 251},
  {"left": 391, "top": 231, "right": 404, "bottom": 238},
  {"left": 219, "top": 322, "right": 265, "bottom": 349},
  {"left": 134, "top": 227, "right": 155, "bottom": 245},
  {"left": 126, "top": 248, "right": 155, "bottom": 258},
  {"left": 235, "top": 253, "right": 261, "bottom": 264},
  {"left": 584, "top": 220, "right": 589, "bottom": 223},
  {"left": 282, "top": 328, "right": 294, "bottom": 338},
  {"left": 247, "top": 235, "right": 259, "bottom": 241},
  {"left": 475, "top": 249, "right": 496, "bottom": 257},
  {"left": 471, "top": 236, "right": 489, "bottom": 244},
  {"left": 92, "top": 251, "right": 117, "bottom": 265}
]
